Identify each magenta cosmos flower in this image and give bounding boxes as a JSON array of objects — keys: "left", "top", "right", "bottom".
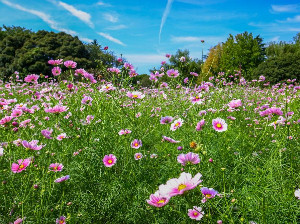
[
  {"left": 24, "top": 74, "right": 39, "bottom": 83},
  {"left": 48, "top": 59, "right": 63, "bottom": 65},
  {"left": 127, "top": 91, "right": 145, "bottom": 99},
  {"left": 57, "top": 133, "right": 67, "bottom": 141},
  {"left": 177, "top": 152, "right": 200, "bottom": 166},
  {"left": 41, "top": 129, "right": 53, "bottom": 139},
  {"left": 146, "top": 191, "right": 170, "bottom": 207},
  {"left": 212, "top": 118, "right": 228, "bottom": 132},
  {"left": 64, "top": 60, "right": 77, "bottom": 68},
  {"left": 100, "top": 83, "right": 116, "bottom": 92},
  {"left": 103, "top": 154, "right": 117, "bottom": 167},
  {"left": 52, "top": 67, "right": 61, "bottom": 76},
  {"left": 167, "top": 69, "right": 179, "bottom": 78},
  {"left": 131, "top": 139, "right": 142, "bottom": 149},
  {"left": 11, "top": 109, "right": 23, "bottom": 117},
  {"left": 118, "top": 129, "right": 132, "bottom": 135},
  {"left": 190, "top": 94, "right": 203, "bottom": 104},
  {"left": 11, "top": 158, "right": 31, "bottom": 173},
  {"left": 56, "top": 216, "right": 66, "bottom": 224},
  {"left": 170, "top": 118, "right": 184, "bottom": 131},
  {"left": 201, "top": 187, "right": 218, "bottom": 199},
  {"left": 49, "top": 163, "right": 64, "bottom": 172},
  {"left": 22, "top": 140, "right": 44, "bottom": 151},
  {"left": 188, "top": 206, "right": 204, "bottom": 221},
  {"left": 45, "top": 105, "right": 68, "bottom": 114},
  {"left": 162, "top": 136, "right": 180, "bottom": 143},
  {"left": 159, "top": 172, "right": 202, "bottom": 197},
  {"left": 0, "top": 116, "right": 13, "bottom": 125},
  {"left": 134, "top": 153, "right": 143, "bottom": 160},
  {"left": 160, "top": 116, "right": 173, "bottom": 124},
  {"left": 55, "top": 175, "right": 70, "bottom": 183},
  {"left": 196, "top": 119, "right": 205, "bottom": 131},
  {"left": 228, "top": 99, "right": 242, "bottom": 108}
]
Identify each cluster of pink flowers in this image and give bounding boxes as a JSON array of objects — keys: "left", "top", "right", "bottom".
[
  {"left": 259, "top": 107, "right": 283, "bottom": 117},
  {"left": 45, "top": 105, "right": 68, "bottom": 114},
  {"left": 228, "top": 99, "right": 242, "bottom": 108},
  {"left": 118, "top": 129, "right": 132, "bottom": 135}
]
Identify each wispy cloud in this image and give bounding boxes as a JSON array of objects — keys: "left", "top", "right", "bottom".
[
  {"left": 271, "top": 4, "right": 300, "bottom": 13},
  {"left": 159, "top": 0, "right": 174, "bottom": 43},
  {"left": 80, "top": 37, "right": 93, "bottom": 43},
  {"left": 103, "top": 13, "right": 118, "bottom": 23},
  {"left": 171, "top": 36, "right": 202, "bottom": 42},
  {"left": 106, "top": 25, "right": 127, "bottom": 30},
  {"left": 270, "top": 36, "right": 280, "bottom": 42},
  {"left": 278, "top": 15, "right": 300, "bottom": 23},
  {"left": 171, "top": 35, "right": 225, "bottom": 44},
  {"left": 58, "top": 1, "right": 94, "bottom": 28},
  {"left": 176, "top": 0, "right": 225, "bottom": 5},
  {"left": 97, "top": 1, "right": 111, "bottom": 7},
  {"left": 97, "top": 32, "right": 126, "bottom": 46},
  {"left": 0, "top": 0, "right": 77, "bottom": 35}
]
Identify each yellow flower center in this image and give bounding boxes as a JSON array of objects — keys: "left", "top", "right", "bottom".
[
  {"left": 54, "top": 166, "right": 57, "bottom": 170},
  {"left": 175, "top": 122, "right": 180, "bottom": 127},
  {"left": 205, "top": 194, "right": 212, "bottom": 198},
  {"left": 195, "top": 96, "right": 199, "bottom": 99},
  {"left": 157, "top": 199, "right": 165, "bottom": 204},
  {"left": 108, "top": 160, "right": 113, "bottom": 164},
  {"left": 19, "top": 164, "right": 24, "bottom": 169},
  {"left": 216, "top": 123, "right": 222, "bottom": 128},
  {"left": 106, "top": 86, "right": 109, "bottom": 89},
  {"left": 178, "top": 184, "right": 187, "bottom": 191},
  {"left": 133, "top": 95, "right": 138, "bottom": 98},
  {"left": 134, "top": 143, "right": 138, "bottom": 147},
  {"left": 193, "top": 212, "right": 198, "bottom": 216}
]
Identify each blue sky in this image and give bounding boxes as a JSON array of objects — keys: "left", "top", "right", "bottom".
[{"left": 1, "top": 0, "right": 300, "bottom": 74}]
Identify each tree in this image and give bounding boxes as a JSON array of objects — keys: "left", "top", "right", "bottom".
[{"left": 201, "top": 43, "right": 222, "bottom": 78}]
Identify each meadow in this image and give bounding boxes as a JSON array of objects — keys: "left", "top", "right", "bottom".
[{"left": 0, "top": 60, "right": 299, "bottom": 224}]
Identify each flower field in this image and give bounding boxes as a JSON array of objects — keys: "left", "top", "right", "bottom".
[{"left": 0, "top": 60, "right": 299, "bottom": 224}]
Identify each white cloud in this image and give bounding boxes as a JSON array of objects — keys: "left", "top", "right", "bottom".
[
  {"left": 106, "top": 25, "right": 127, "bottom": 30},
  {"left": 270, "top": 36, "right": 280, "bottom": 42},
  {"left": 279, "top": 15, "right": 300, "bottom": 23},
  {"left": 171, "top": 36, "right": 203, "bottom": 42},
  {"left": 159, "top": 0, "right": 174, "bottom": 43},
  {"left": 97, "top": 32, "right": 126, "bottom": 46},
  {"left": 271, "top": 4, "right": 299, "bottom": 13},
  {"left": 103, "top": 13, "right": 118, "bottom": 23},
  {"left": 171, "top": 36, "right": 225, "bottom": 45},
  {"left": 0, "top": 0, "right": 77, "bottom": 35},
  {"left": 58, "top": 1, "right": 94, "bottom": 28},
  {"left": 97, "top": 1, "right": 111, "bottom": 7},
  {"left": 80, "top": 37, "right": 93, "bottom": 43}
]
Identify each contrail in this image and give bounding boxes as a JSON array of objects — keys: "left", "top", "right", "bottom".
[{"left": 159, "top": 0, "right": 174, "bottom": 43}]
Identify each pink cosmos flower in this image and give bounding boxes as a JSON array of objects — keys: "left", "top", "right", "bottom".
[
  {"left": 167, "top": 69, "right": 179, "bottom": 78},
  {"left": 228, "top": 99, "right": 242, "bottom": 108},
  {"left": 188, "top": 206, "right": 204, "bottom": 221},
  {"left": 19, "top": 119, "right": 31, "bottom": 128},
  {"left": 49, "top": 163, "right": 64, "bottom": 172},
  {"left": 55, "top": 175, "right": 70, "bottom": 183},
  {"left": 64, "top": 60, "right": 77, "bottom": 68},
  {"left": 107, "top": 67, "right": 120, "bottom": 74},
  {"left": 160, "top": 116, "right": 173, "bottom": 124},
  {"left": 170, "top": 118, "right": 184, "bottom": 131},
  {"left": 75, "top": 68, "right": 86, "bottom": 76},
  {"left": 118, "top": 129, "right": 132, "bottom": 135},
  {"left": 41, "top": 129, "right": 53, "bottom": 139},
  {"left": 212, "top": 118, "right": 228, "bottom": 132},
  {"left": 11, "top": 109, "right": 23, "bottom": 117},
  {"left": 159, "top": 172, "right": 202, "bottom": 197},
  {"left": 201, "top": 187, "right": 218, "bottom": 199},
  {"left": 190, "top": 94, "right": 203, "bottom": 104},
  {"left": 103, "top": 154, "right": 117, "bottom": 167},
  {"left": 196, "top": 119, "right": 205, "bottom": 131},
  {"left": 177, "top": 152, "right": 200, "bottom": 166},
  {"left": 180, "top": 56, "right": 186, "bottom": 62},
  {"left": 131, "top": 139, "right": 142, "bottom": 149},
  {"left": 81, "top": 96, "right": 93, "bottom": 105},
  {"left": 24, "top": 74, "right": 39, "bottom": 83},
  {"left": 259, "top": 107, "right": 283, "bottom": 117},
  {"left": 86, "top": 115, "right": 94, "bottom": 124},
  {"left": 190, "top": 72, "right": 199, "bottom": 76},
  {"left": 56, "top": 216, "right": 66, "bottom": 224},
  {"left": 127, "top": 91, "right": 145, "bottom": 99},
  {"left": 11, "top": 217, "right": 26, "bottom": 224},
  {"left": 162, "top": 136, "right": 180, "bottom": 143},
  {"left": 11, "top": 158, "right": 31, "bottom": 173},
  {"left": 52, "top": 67, "right": 61, "bottom": 76},
  {"left": 22, "top": 140, "right": 44, "bottom": 150},
  {"left": 57, "top": 133, "right": 67, "bottom": 141},
  {"left": 0, "top": 116, "right": 13, "bottom": 125},
  {"left": 100, "top": 84, "right": 115, "bottom": 92},
  {"left": 45, "top": 105, "right": 68, "bottom": 114},
  {"left": 146, "top": 191, "right": 170, "bottom": 207},
  {"left": 48, "top": 59, "right": 63, "bottom": 65},
  {"left": 134, "top": 153, "right": 143, "bottom": 160}
]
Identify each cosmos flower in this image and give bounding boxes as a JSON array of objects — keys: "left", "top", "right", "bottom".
[
  {"left": 55, "top": 175, "right": 70, "bottom": 183},
  {"left": 99, "top": 84, "right": 116, "bottom": 92},
  {"left": 49, "top": 163, "right": 64, "bottom": 172},
  {"left": 41, "top": 129, "right": 53, "bottom": 139},
  {"left": 159, "top": 172, "right": 202, "bottom": 197},
  {"left": 45, "top": 105, "right": 68, "bottom": 114},
  {"left": 48, "top": 59, "right": 63, "bottom": 65},
  {"left": 127, "top": 91, "right": 145, "bottom": 99},
  {"left": 52, "top": 67, "right": 61, "bottom": 76},
  {"left": 131, "top": 139, "right": 142, "bottom": 149},
  {"left": 57, "top": 133, "right": 67, "bottom": 141},
  {"left": 56, "top": 216, "right": 66, "bottom": 224},
  {"left": 212, "top": 118, "right": 228, "bottom": 132},
  {"left": 22, "top": 140, "right": 44, "bottom": 151},
  {"left": 190, "top": 94, "right": 203, "bottom": 104},
  {"left": 81, "top": 96, "right": 93, "bottom": 105},
  {"left": 146, "top": 191, "right": 170, "bottom": 207},
  {"left": 11, "top": 158, "right": 31, "bottom": 173},
  {"left": 201, "top": 187, "right": 218, "bottom": 199},
  {"left": 134, "top": 153, "right": 143, "bottom": 160},
  {"left": 160, "top": 116, "right": 173, "bottom": 124},
  {"left": 177, "top": 152, "right": 200, "bottom": 166},
  {"left": 228, "top": 99, "right": 242, "bottom": 108},
  {"left": 196, "top": 119, "right": 205, "bottom": 131},
  {"left": 188, "top": 206, "right": 204, "bottom": 221},
  {"left": 170, "top": 118, "right": 184, "bottom": 131},
  {"left": 11, "top": 109, "right": 23, "bottom": 117},
  {"left": 167, "top": 69, "right": 179, "bottom": 78},
  {"left": 0, "top": 116, "right": 13, "bottom": 125},
  {"left": 162, "top": 136, "right": 180, "bottom": 143},
  {"left": 118, "top": 129, "right": 132, "bottom": 135},
  {"left": 103, "top": 154, "right": 117, "bottom": 167},
  {"left": 24, "top": 74, "right": 39, "bottom": 83},
  {"left": 64, "top": 60, "right": 77, "bottom": 69}
]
